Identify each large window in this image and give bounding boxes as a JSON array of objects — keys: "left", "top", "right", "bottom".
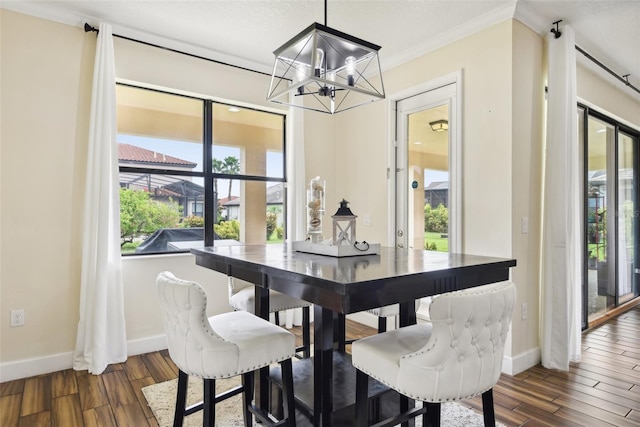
[{"left": 116, "top": 84, "right": 286, "bottom": 254}]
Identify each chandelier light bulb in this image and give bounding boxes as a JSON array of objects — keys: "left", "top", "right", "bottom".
[
  {"left": 345, "top": 56, "right": 356, "bottom": 86},
  {"left": 314, "top": 48, "right": 325, "bottom": 77}
]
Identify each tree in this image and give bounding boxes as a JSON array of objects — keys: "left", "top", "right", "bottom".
[
  {"left": 119, "top": 188, "right": 181, "bottom": 246},
  {"left": 223, "top": 156, "right": 240, "bottom": 203},
  {"left": 212, "top": 158, "right": 225, "bottom": 200},
  {"left": 266, "top": 207, "right": 281, "bottom": 239}
]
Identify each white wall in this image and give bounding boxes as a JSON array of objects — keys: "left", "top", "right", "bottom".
[
  {"left": 0, "top": 9, "right": 288, "bottom": 382},
  {"left": 333, "top": 20, "right": 525, "bottom": 347},
  {"left": 1, "top": 10, "right": 93, "bottom": 375}
]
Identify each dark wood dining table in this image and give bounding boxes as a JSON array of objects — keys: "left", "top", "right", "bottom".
[{"left": 191, "top": 244, "right": 516, "bottom": 426}]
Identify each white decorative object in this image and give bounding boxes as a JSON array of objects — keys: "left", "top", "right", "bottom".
[
  {"left": 306, "top": 176, "right": 325, "bottom": 242},
  {"left": 293, "top": 240, "right": 380, "bottom": 257},
  {"left": 296, "top": 196, "right": 379, "bottom": 257}
]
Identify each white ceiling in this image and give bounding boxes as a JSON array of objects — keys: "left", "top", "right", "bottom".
[{"left": 3, "top": 0, "right": 639, "bottom": 100}]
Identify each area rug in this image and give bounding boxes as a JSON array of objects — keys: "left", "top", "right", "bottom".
[{"left": 143, "top": 376, "right": 505, "bottom": 427}]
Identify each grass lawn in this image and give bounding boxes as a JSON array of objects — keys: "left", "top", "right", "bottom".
[{"left": 424, "top": 232, "right": 449, "bottom": 252}]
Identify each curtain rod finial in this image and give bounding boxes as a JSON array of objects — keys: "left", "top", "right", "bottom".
[
  {"left": 550, "top": 20, "right": 563, "bottom": 39},
  {"left": 84, "top": 23, "right": 98, "bottom": 33}
]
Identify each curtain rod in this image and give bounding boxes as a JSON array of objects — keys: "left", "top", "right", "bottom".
[
  {"left": 83, "top": 23, "right": 274, "bottom": 79},
  {"left": 550, "top": 20, "right": 640, "bottom": 96}
]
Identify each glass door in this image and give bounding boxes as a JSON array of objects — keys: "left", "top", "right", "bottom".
[
  {"left": 617, "top": 131, "right": 638, "bottom": 305},
  {"left": 583, "top": 108, "right": 639, "bottom": 325},
  {"left": 395, "top": 83, "right": 458, "bottom": 252}
]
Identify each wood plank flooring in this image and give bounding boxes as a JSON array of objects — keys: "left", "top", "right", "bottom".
[{"left": 1, "top": 306, "right": 638, "bottom": 426}]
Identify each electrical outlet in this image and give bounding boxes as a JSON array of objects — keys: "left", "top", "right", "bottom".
[
  {"left": 521, "top": 303, "right": 528, "bottom": 320},
  {"left": 10, "top": 309, "right": 25, "bottom": 327}
]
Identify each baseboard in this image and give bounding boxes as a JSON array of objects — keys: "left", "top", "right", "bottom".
[
  {"left": 0, "top": 351, "right": 75, "bottom": 383},
  {"left": 126, "top": 334, "right": 168, "bottom": 357},
  {"left": 0, "top": 334, "right": 169, "bottom": 383},
  {"left": 502, "top": 346, "right": 540, "bottom": 375}
]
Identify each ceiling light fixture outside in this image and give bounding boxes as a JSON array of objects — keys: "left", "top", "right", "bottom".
[
  {"left": 267, "top": 1, "right": 385, "bottom": 114},
  {"left": 429, "top": 119, "right": 449, "bottom": 132}
]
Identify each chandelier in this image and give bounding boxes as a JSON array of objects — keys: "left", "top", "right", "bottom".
[{"left": 267, "top": 1, "right": 385, "bottom": 114}]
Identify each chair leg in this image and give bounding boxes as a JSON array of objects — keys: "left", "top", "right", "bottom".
[
  {"left": 173, "top": 370, "right": 188, "bottom": 427},
  {"left": 423, "top": 402, "right": 441, "bottom": 427},
  {"left": 399, "top": 394, "right": 410, "bottom": 427},
  {"left": 242, "top": 372, "right": 254, "bottom": 427},
  {"left": 355, "top": 369, "right": 369, "bottom": 427},
  {"left": 482, "top": 389, "right": 496, "bottom": 427},
  {"left": 302, "top": 306, "right": 311, "bottom": 358},
  {"left": 280, "top": 359, "right": 296, "bottom": 427},
  {"left": 378, "top": 316, "right": 387, "bottom": 333},
  {"left": 335, "top": 312, "right": 347, "bottom": 351},
  {"left": 203, "top": 378, "right": 215, "bottom": 427}
]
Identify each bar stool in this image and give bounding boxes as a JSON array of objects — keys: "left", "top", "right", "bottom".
[
  {"left": 353, "top": 282, "right": 515, "bottom": 426},
  {"left": 229, "top": 276, "right": 311, "bottom": 358},
  {"left": 157, "top": 271, "right": 297, "bottom": 427}
]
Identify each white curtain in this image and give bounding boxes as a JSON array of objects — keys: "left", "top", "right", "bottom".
[
  {"left": 74, "top": 23, "right": 127, "bottom": 374},
  {"left": 287, "top": 95, "right": 306, "bottom": 241},
  {"left": 540, "top": 25, "right": 582, "bottom": 370}
]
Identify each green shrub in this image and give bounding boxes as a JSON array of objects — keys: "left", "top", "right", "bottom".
[
  {"left": 424, "top": 203, "right": 448, "bottom": 233},
  {"left": 214, "top": 220, "right": 240, "bottom": 240},
  {"left": 182, "top": 215, "right": 204, "bottom": 227}
]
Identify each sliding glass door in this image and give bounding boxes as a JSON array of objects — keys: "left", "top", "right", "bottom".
[{"left": 582, "top": 106, "right": 639, "bottom": 326}]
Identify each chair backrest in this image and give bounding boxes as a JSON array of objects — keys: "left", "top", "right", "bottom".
[
  {"left": 397, "top": 281, "right": 516, "bottom": 402},
  {"left": 227, "top": 276, "right": 253, "bottom": 298},
  {"left": 156, "top": 271, "right": 239, "bottom": 378}
]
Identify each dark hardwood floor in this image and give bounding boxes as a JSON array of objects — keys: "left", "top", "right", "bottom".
[{"left": 1, "top": 306, "right": 639, "bottom": 426}]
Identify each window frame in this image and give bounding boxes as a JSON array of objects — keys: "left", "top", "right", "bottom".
[{"left": 117, "top": 83, "right": 287, "bottom": 255}]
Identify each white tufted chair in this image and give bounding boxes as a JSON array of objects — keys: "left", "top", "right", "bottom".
[
  {"left": 352, "top": 281, "right": 515, "bottom": 427},
  {"left": 342, "top": 301, "right": 423, "bottom": 350},
  {"left": 156, "top": 271, "right": 297, "bottom": 427},
  {"left": 228, "top": 276, "right": 311, "bottom": 358}
]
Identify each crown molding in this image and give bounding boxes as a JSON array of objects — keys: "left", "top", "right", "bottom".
[
  {"left": 1, "top": 1, "right": 273, "bottom": 75},
  {"left": 380, "top": 2, "right": 518, "bottom": 72}
]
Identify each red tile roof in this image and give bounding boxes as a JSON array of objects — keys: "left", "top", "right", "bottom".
[{"left": 118, "top": 143, "right": 197, "bottom": 168}]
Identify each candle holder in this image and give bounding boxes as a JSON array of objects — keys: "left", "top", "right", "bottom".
[{"left": 332, "top": 199, "right": 357, "bottom": 246}]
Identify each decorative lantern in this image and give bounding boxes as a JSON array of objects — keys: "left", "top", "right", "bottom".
[{"left": 332, "top": 199, "right": 357, "bottom": 246}]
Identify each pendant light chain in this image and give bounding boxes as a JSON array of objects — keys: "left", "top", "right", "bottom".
[{"left": 324, "top": 0, "right": 328, "bottom": 26}]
